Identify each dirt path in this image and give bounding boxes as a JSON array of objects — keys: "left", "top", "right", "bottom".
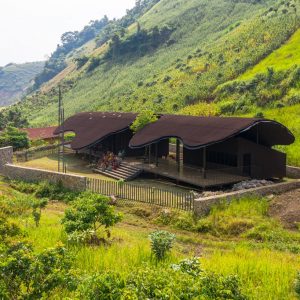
[{"left": 269, "top": 189, "right": 300, "bottom": 229}]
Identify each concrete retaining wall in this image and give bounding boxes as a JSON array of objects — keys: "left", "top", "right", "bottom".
[
  {"left": 0, "top": 146, "right": 13, "bottom": 172},
  {"left": 194, "top": 180, "right": 300, "bottom": 216},
  {"left": 3, "top": 164, "right": 87, "bottom": 191},
  {"left": 287, "top": 166, "right": 300, "bottom": 179}
]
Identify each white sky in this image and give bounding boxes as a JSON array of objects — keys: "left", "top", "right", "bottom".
[{"left": 0, "top": 0, "right": 136, "bottom": 66}]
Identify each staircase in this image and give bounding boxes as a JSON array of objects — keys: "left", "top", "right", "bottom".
[{"left": 93, "top": 162, "right": 142, "bottom": 181}]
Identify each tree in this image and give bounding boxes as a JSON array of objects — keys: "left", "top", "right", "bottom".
[
  {"left": 0, "top": 126, "right": 30, "bottom": 150},
  {"left": 0, "top": 243, "right": 77, "bottom": 299},
  {"left": 62, "top": 192, "right": 122, "bottom": 244},
  {"left": 130, "top": 110, "right": 158, "bottom": 133}
]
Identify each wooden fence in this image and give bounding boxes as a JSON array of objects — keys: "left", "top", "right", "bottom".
[{"left": 87, "top": 178, "right": 194, "bottom": 211}]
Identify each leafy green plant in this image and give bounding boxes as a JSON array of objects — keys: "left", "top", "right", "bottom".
[
  {"left": 0, "top": 126, "right": 30, "bottom": 150},
  {"left": 0, "top": 243, "right": 78, "bottom": 299},
  {"left": 295, "top": 272, "right": 300, "bottom": 298},
  {"left": 31, "top": 198, "right": 48, "bottom": 227},
  {"left": 62, "top": 192, "right": 122, "bottom": 244},
  {"left": 171, "top": 257, "right": 202, "bottom": 277},
  {"left": 130, "top": 110, "right": 158, "bottom": 133},
  {"left": 149, "top": 230, "right": 176, "bottom": 261}
]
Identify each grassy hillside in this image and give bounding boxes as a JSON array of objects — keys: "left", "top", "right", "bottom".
[
  {"left": 0, "top": 62, "right": 44, "bottom": 106},
  {"left": 16, "top": 0, "right": 300, "bottom": 123},
  {"left": 241, "top": 28, "right": 300, "bottom": 79}
]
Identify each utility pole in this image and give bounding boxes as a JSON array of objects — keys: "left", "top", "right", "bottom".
[{"left": 58, "top": 85, "right": 66, "bottom": 173}]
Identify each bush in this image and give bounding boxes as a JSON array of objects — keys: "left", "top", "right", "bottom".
[
  {"left": 149, "top": 230, "right": 176, "bottom": 261},
  {"left": 295, "top": 272, "right": 300, "bottom": 298},
  {"left": 171, "top": 257, "right": 202, "bottom": 277},
  {"left": 10, "top": 180, "right": 79, "bottom": 202},
  {"left": 130, "top": 110, "right": 158, "bottom": 133},
  {"left": 0, "top": 126, "right": 29, "bottom": 150},
  {"left": 0, "top": 243, "right": 78, "bottom": 299},
  {"left": 62, "top": 192, "right": 122, "bottom": 244},
  {"left": 76, "top": 259, "right": 246, "bottom": 299}
]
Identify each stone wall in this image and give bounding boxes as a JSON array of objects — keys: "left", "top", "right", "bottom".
[
  {"left": 3, "top": 164, "right": 87, "bottom": 191},
  {"left": 286, "top": 166, "right": 300, "bottom": 179},
  {"left": 194, "top": 180, "right": 300, "bottom": 216},
  {"left": 0, "top": 147, "right": 13, "bottom": 173}
]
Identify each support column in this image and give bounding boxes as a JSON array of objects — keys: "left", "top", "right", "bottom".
[
  {"left": 176, "top": 139, "right": 180, "bottom": 173},
  {"left": 155, "top": 143, "right": 158, "bottom": 166},
  {"left": 203, "top": 147, "right": 207, "bottom": 179},
  {"left": 148, "top": 145, "right": 151, "bottom": 165}
]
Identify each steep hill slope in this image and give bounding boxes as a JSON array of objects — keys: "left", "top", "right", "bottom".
[
  {"left": 15, "top": 0, "right": 300, "bottom": 126},
  {"left": 0, "top": 62, "right": 44, "bottom": 107}
]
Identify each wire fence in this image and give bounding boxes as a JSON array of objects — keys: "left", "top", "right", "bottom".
[{"left": 87, "top": 177, "right": 194, "bottom": 211}]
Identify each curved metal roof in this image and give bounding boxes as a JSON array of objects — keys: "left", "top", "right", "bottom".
[
  {"left": 129, "top": 115, "right": 295, "bottom": 149},
  {"left": 55, "top": 112, "right": 295, "bottom": 150},
  {"left": 54, "top": 112, "right": 137, "bottom": 150}
]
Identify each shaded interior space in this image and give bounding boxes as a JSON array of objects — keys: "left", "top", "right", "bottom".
[{"left": 54, "top": 112, "right": 295, "bottom": 189}]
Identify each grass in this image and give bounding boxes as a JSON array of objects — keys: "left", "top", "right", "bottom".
[
  {"left": 3, "top": 176, "right": 300, "bottom": 299},
  {"left": 241, "top": 28, "right": 300, "bottom": 80},
  {"left": 17, "top": 153, "right": 190, "bottom": 192}
]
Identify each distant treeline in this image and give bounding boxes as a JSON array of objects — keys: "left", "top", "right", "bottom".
[{"left": 33, "top": 0, "right": 160, "bottom": 89}]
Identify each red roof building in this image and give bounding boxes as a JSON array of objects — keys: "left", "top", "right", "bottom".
[{"left": 21, "top": 127, "right": 58, "bottom": 141}]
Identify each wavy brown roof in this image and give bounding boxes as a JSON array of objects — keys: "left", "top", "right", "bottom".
[
  {"left": 129, "top": 115, "right": 295, "bottom": 149},
  {"left": 55, "top": 112, "right": 295, "bottom": 150},
  {"left": 54, "top": 112, "right": 137, "bottom": 150}
]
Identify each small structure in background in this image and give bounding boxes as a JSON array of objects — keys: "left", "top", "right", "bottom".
[{"left": 21, "top": 127, "right": 58, "bottom": 144}]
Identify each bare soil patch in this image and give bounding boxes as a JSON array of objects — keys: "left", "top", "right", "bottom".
[{"left": 269, "top": 189, "right": 300, "bottom": 229}]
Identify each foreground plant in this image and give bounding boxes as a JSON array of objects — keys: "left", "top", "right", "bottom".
[
  {"left": 149, "top": 230, "right": 176, "bottom": 261},
  {"left": 76, "top": 257, "right": 246, "bottom": 299},
  {"left": 0, "top": 242, "right": 78, "bottom": 299},
  {"left": 62, "top": 192, "right": 122, "bottom": 245},
  {"left": 295, "top": 272, "right": 300, "bottom": 298}
]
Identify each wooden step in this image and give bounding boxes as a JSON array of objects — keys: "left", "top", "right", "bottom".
[{"left": 93, "top": 163, "right": 142, "bottom": 181}]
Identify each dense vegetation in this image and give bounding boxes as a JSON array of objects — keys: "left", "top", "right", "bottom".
[
  {"left": 0, "top": 178, "right": 299, "bottom": 299},
  {"left": 0, "top": 62, "right": 44, "bottom": 106}
]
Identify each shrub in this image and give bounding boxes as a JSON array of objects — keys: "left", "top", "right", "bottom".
[
  {"left": 295, "top": 272, "right": 300, "bottom": 298},
  {"left": 171, "top": 257, "right": 202, "bottom": 277},
  {"left": 31, "top": 198, "right": 48, "bottom": 227},
  {"left": 0, "top": 243, "right": 78, "bottom": 299},
  {"left": 62, "top": 192, "right": 122, "bottom": 244},
  {"left": 130, "top": 110, "right": 158, "bottom": 133},
  {"left": 149, "top": 230, "right": 176, "bottom": 261},
  {"left": 76, "top": 262, "right": 246, "bottom": 299},
  {"left": 0, "top": 126, "right": 30, "bottom": 150}
]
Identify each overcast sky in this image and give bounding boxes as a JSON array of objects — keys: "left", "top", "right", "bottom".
[{"left": 0, "top": 0, "right": 136, "bottom": 66}]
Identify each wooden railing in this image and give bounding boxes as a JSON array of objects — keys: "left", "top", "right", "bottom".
[{"left": 87, "top": 178, "right": 194, "bottom": 211}]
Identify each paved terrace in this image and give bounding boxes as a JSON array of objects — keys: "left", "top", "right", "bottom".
[{"left": 126, "top": 158, "right": 249, "bottom": 188}]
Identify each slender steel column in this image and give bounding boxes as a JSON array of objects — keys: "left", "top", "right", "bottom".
[
  {"left": 203, "top": 147, "right": 207, "bottom": 179},
  {"left": 176, "top": 139, "right": 180, "bottom": 173}
]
